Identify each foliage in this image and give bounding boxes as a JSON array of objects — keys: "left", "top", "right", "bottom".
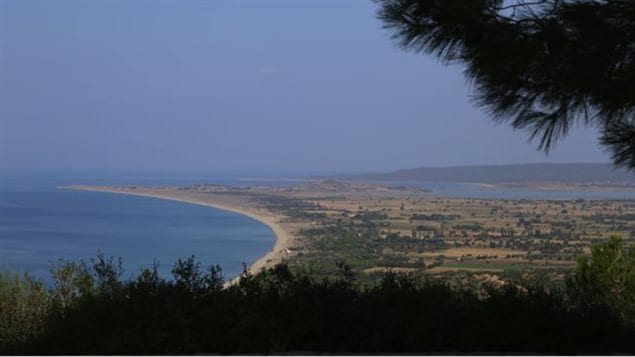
[
  {"left": 569, "top": 235, "right": 635, "bottom": 320},
  {"left": 1, "top": 253, "right": 634, "bottom": 354},
  {"left": 0, "top": 272, "right": 49, "bottom": 350},
  {"left": 376, "top": 0, "right": 635, "bottom": 170}
]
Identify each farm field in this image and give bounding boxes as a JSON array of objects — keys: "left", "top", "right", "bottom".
[{"left": 285, "top": 187, "right": 635, "bottom": 278}]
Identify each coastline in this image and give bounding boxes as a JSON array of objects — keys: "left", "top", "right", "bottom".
[{"left": 66, "top": 185, "right": 294, "bottom": 281}]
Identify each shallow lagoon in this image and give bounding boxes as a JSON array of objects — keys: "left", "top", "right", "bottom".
[{"left": 382, "top": 181, "right": 635, "bottom": 200}]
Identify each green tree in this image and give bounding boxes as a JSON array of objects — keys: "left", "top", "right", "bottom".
[
  {"left": 570, "top": 236, "right": 635, "bottom": 320},
  {"left": 376, "top": 0, "right": 635, "bottom": 170},
  {"left": 49, "top": 259, "right": 94, "bottom": 309},
  {"left": 0, "top": 272, "right": 49, "bottom": 349}
]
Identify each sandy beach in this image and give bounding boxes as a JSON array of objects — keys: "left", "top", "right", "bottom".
[{"left": 66, "top": 185, "right": 297, "bottom": 279}]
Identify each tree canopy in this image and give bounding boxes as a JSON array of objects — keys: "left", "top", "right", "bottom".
[
  {"left": 376, "top": 0, "right": 635, "bottom": 170},
  {"left": 571, "top": 236, "right": 635, "bottom": 321},
  {"left": 2, "top": 256, "right": 634, "bottom": 354}
]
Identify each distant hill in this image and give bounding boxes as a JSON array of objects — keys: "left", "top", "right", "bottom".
[{"left": 337, "top": 163, "right": 635, "bottom": 184}]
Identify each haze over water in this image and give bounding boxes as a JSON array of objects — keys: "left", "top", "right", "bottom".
[{"left": 0, "top": 0, "right": 612, "bottom": 175}]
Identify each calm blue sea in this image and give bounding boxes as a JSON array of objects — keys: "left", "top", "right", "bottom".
[{"left": 0, "top": 171, "right": 300, "bottom": 282}]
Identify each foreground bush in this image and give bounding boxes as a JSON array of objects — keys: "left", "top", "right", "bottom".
[
  {"left": 0, "top": 271, "right": 49, "bottom": 349},
  {"left": 1, "top": 245, "right": 634, "bottom": 354},
  {"left": 569, "top": 236, "right": 635, "bottom": 322}
]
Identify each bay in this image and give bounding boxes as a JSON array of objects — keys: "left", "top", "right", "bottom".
[{"left": 0, "top": 171, "right": 283, "bottom": 281}]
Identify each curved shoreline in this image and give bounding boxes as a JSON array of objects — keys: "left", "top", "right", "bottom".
[{"left": 66, "top": 186, "right": 293, "bottom": 280}]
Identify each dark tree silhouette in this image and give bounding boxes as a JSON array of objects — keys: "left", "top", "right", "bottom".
[{"left": 376, "top": 0, "right": 635, "bottom": 170}]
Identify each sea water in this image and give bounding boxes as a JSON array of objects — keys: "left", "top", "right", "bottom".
[{"left": 0, "top": 171, "right": 286, "bottom": 282}]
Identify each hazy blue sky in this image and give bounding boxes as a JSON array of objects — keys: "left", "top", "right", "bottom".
[{"left": 0, "top": 0, "right": 611, "bottom": 175}]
